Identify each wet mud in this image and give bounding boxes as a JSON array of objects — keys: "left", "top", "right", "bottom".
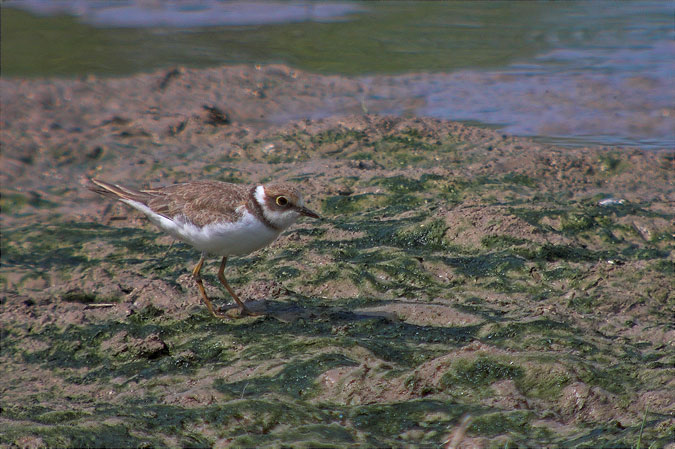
[{"left": 1, "top": 65, "right": 673, "bottom": 448}]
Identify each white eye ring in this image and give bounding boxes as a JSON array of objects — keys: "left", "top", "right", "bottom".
[{"left": 276, "top": 196, "right": 288, "bottom": 206}]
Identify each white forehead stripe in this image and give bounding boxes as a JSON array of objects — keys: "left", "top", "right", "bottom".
[{"left": 254, "top": 185, "right": 266, "bottom": 205}]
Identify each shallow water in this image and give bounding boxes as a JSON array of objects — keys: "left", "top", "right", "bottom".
[{"left": 3, "top": 1, "right": 673, "bottom": 149}]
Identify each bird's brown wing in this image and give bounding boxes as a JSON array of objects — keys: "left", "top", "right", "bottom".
[
  {"left": 89, "top": 179, "right": 251, "bottom": 227},
  {"left": 145, "top": 181, "right": 250, "bottom": 227}
]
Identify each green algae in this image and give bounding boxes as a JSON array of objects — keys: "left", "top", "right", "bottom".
[
  {"left": 321, "top": 193, "right": 388, "bottom": 215},
  {"left": 0, "top": 191, "right": 58, "bottom": 214},
  {"left": 348, "top": 400, "right": 468, "bottom": 437},
  {"left": 597, "top": 152, "right": 628, "bottom": 174},
  {"left": 500, "top": 172, "right": 537, "bottom": 187},
  {"left": 0, "top": 422, "right": 148, "bottom": 449},
  {"left": 1, "top": 222, "right": 171, "bottom": 274},
  {"left": 289, "top": 127, "right": 474, "bottom": 169},
  {"left": 202, "top": 165, "right": 245, "bottom": 183},
  {"left": 312, "top": 128, "right": 367, "bottom": 148},
  {"left": 2, "top": 122, "right": 674, "bottom": 448},
  {"left": 469, "top": 410, "right": 534, "bottom": 438},
  {"left": 33, "top": 409, "right": 89, "bottom": 424},
  {"left": 215, "top": 353, "right": 358, "bottom": 400},
  {"left": 481, "top": 319, "right": 572, "bottom": 347},
  {"left": 567, "top": 293, "right": 601, "bottom": 314},
  {"left": 650, "top": 260, "right": 674, "bottom": 274},
  {"left": 440, "top": 356, "right": 524, "bottom": 389},
  {"left": 215, "top": 311, "right": 479, "bottom": 368},
  {"left": 369, "top": 174, "right": 445, "bottom": 194},
  {"left": 274, "top": 265, "right": 302, "bottom": 280},
  {"left": 441, "top": 252, "right": 526, "bottom": 282},
  {"left": 393, "top": 219, "right": 449, "bottom": 250},
  {"left": 515, "top": 363, "right": 571, "bottom": 400},
  {"left": 561, "top": 210, "right": 598, "bottom": 233},
  {"left": 1, "top": 396, "right": 477, "bottom": 448}
]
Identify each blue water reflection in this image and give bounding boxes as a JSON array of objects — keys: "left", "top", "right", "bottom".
[{"left": 5, "top": 0, "right": 673, "bottom": 149}]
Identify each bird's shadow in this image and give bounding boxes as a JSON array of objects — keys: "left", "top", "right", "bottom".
[{"left": 217, "top": 298, "right": 400, "bottom": 323}]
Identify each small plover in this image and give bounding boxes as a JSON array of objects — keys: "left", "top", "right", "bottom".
[{"left": 87, "top": 178, "right": 319, "bottom": 318}]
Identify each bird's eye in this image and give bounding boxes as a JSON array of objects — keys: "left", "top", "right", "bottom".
[{"left": 276, "top": 196, "right": 288, "bottom": 206}]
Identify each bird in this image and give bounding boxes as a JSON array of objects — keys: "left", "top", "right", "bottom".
[{"left": 87, "top": 178, "right": 320, "bottom": 318}]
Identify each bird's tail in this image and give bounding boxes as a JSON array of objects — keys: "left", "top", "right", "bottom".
[{"left": 86, "top": 178, "right": 153, "bottom": 204}]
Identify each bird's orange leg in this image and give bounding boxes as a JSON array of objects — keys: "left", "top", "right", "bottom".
[
  {"left": 192, "top": 252, "right": 227, "bottom": 318},
  {"left": 217, "top": 257, "right": 261, "bottom": 317}
]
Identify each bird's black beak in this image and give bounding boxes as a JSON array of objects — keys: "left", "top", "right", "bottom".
[{"left": 297, "top": 206, "right": 320, "bottom": 219}]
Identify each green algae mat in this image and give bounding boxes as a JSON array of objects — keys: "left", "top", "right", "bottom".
[{"left": 1, "top": 69, "right": 674, "bottom": 448}]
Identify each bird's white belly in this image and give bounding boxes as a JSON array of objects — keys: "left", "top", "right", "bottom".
[
  {"left": 184, "top": 212, "right": 280, "bottom": 256},
  {"left": 121, "top": 199, "right": 282, "bottom": 256},
  {"left": 152, "top": 210, "right": 279, "bottom": 256}
]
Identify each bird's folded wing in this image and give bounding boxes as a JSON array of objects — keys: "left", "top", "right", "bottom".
[{"left": 146, "top": 181, "right": 249, "bottom": 227}]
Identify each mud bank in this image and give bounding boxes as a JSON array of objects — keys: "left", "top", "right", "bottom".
[{"left": 1, "top": 65, "right": 673, "bottom": 447}]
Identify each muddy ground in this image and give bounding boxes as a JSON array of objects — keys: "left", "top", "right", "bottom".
[{"left": 1, "top": 65, "right": 674, "bottom": 448}]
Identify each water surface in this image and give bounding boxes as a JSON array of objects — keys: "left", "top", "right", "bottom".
[{"left": 3, "top": 1, "right": 673, "bottom": 149}]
